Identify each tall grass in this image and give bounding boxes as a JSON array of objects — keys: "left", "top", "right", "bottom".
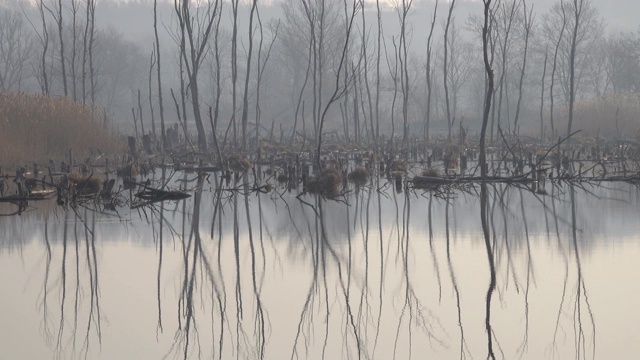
[
  {"left": 0, "top": 92, "right": 123, "bottom": 167},
  {"left": 555, "top": 93, "right": 640, "bottom": 138}
]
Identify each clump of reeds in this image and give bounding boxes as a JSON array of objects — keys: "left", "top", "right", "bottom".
[
  {"left": 308, "top": 168, "right": 342, "bottom": 197},
  {"left": 421, "top": 168, "right": 441, "bottom": 177},
  {"left": 277, "top": 173, "right": 289, "bottom": 184},
  {"left": 68, "top": 172, "right": 102, "bottom": 195},
  {"left": 348, "top": 166, "right": 368, "bottom": 186},
  {"left": 0, "top": 92, "right": 123, "bottom": 167},
  {"left": 389, "top": 160, "right": 407, "bottom": 172},
  {"left": 227, "top": 153, "right": 253, "bottom": 173},
  {"left": 555, "top": 93, "right": 640, "bottom": 137},
  {"left": 116, "top": 162, "right": 138, "bottom": 178}
]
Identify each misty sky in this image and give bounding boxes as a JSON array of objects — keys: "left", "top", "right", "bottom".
[{"left": 10, "top": 0, "right": 637, "bottom": 37}]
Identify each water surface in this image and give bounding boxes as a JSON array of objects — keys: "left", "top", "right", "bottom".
[{"left": 1, "top": 173, "right": 639, "bottom": 359}]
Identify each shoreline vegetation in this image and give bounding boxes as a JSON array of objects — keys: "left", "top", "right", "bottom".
[
  {"left": 0, "top": 92, "right": 123, "bottom": 168},
  {"left": 2, "top": 90, "right": 640, "bottom": 168},
  {"left": 1, "top": 88, "right": 640, "bottom": 210}
]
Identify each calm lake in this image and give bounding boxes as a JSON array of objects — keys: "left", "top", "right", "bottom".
[{"left": 1, "top": 171, "right": 639, "bottom": 360}]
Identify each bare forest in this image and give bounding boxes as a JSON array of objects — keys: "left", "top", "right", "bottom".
[{"left": 1, "top": 0, "right": 639, "bottom": 155}]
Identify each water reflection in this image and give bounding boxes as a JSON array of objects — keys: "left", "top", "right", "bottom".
[
  {"left": 35, "top": 207, "right": 103, "bottom": 360},
  {"left": 0, "top": 173, "right": 637, "bottom": 359}
]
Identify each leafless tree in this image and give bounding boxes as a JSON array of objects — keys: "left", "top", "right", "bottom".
[
  {"left": 45, "top": 0, "right": 69, "bottom": 97},
  {"left": 240, "top": 0, "right": 259, "bottom": 151},
  {"left": 544, "top": 1, "right": 566, "bottom": 138},
  {"left": 513, "top": 0, "right": 534, "bottom": 134},
  {"left": 173, "top": 0, "right": 222, "bottom": 151},
  {"left": 0, "top": 9, "right": 35, "bottom": 91},
  {"left": 444, "top": 20, "right": 471, "bottom": 131},
  {"left": 494, "top": 0, "right": 519, "bottom": 136},
  {"left": 315, "top": 0, "right": 362, "bottom": 166},
  {"left": 424, "top": 0, "right": 438, "bottom": 142},
  {"left": 153, "top": 0, "right": 167, "bottom": 150},
  {"left": 393, "top": 0, "right": 413, "bottom": 143},
  {"left": 442, "top": 0, "right": 456, "bottom": 142},
  {"left": 480, "top": 1, "right": 496, "bottom": 357},
  {"left": 606, "top": 31, "right": 640, "bottom": 93}
]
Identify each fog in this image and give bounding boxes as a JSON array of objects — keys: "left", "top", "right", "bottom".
[{"left": 2, "top": 0, "right": 639, "bottom": 141}]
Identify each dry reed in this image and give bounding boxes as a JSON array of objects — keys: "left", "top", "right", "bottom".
[{"left": 0, "top": 92, "right": 123, "bottom": 167}]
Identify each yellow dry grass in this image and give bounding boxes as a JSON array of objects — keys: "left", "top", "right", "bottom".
[{"left": 0, "top": 92, "right": 123, "bottom": 167}]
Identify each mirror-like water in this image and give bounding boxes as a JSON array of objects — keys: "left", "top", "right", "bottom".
[{"left": 1, "top": 172, "right": 639, "bottom": 360}]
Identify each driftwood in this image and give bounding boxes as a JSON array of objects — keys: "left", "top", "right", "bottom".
[
  {"left": 0, "top": 190, "right": 56, "bottom": 202},
  {"left": 413, "top": 174, "right": 533, "bottom": 188},
  {"left": 130, "top": 180, "right": 191, "bottom": 209}
]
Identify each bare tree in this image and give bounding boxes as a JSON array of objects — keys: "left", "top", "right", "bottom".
[
  {"left": 241, "top": 0, "right": 259, "bottom": 151},
  {"left": 480, "top": 6, "right": 496, "bottom": 360},
  {"left": 480, "top": 0, "right": 495, "bottom": 179},
  {"left": 494, "top": 0, "right": 519, "bottom": 137},
  {"left": 445, "top": 20, "right": 471, "bottom": 129},
  {"left": 375, "top": 0, "right": 383, "bottom": 144},
  {"left": 606, "top": 31, "right": 640, "bottom": 93},
  {"left": 544, "top": 0, "right": 602, "bottom": 139},
  {"left": 255, "top": 15, "right": 280, "bottom": 146},
  {"left": 424, "top": 0, "right": 438, "bottom": 142},
  {"left": 174, "top": 0, "right": 222, "bottom": 151},
  {"left": 539, "top": 47, "right": 548, "bottom": 139},
  {"left": 360, "top": 0, "right": 375, "bottom": 147},
  {"left": 443, "top": 0, "right": 456, "bottom": 142},
  {"left": 513, "top": 0, "right": 534, "bottom": 134},
  {"left": 148, "top": 48, "right": 156, "bottom": 137},
  {"left": 315, "top": 0, "right": 362, "bottom": 166},
  {"left": 544, "top": 1, "right": 566, "bottom": 138},
  {"left": 81, "top": 0, "right": 95, "bottom": 104},
  {"left": 46, "top": 0, "right": 69, "bottom": 96},
  {"left": 0, "top": 9, "right": 35, "bottom": 91},
  {"left": 394, "top": 0, "right": 413, "bottom": 143},
  {"left": 70, "top": 0, "right": 79, "bottom": 100},
  {"left": 87, "top": 0, "right": 96, "bottom": 106},
  {"left": 153, "top": 0, "right": 167, "bottom": 150},
  {"left": 36, "top": 0, "right": 51, "bottom": 94},
  {"left": 566, "top": 0, "right": 583, "bottom": 139},
  {"left": 230, "top": 0, "right": 239, "bottom": 146}
]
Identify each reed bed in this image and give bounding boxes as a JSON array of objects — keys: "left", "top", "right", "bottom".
[
  {"left": 555, "top": 93, "right": 640, "bottom": 138},
  {"left": 0, "top": 92, "right": 123, "bottom": 167}
]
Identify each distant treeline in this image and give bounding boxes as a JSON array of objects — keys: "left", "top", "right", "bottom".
[{"left": 1, "top": 0, "right": 639, "bottom": 149}]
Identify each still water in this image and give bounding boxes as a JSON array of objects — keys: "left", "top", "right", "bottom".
[{"left": 1, "top": 172, "right": 639, "bottom": 360}]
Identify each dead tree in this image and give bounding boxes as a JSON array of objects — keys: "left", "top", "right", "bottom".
[
  {"left": 547, "top": 1, "right": 566, "bottom": 139},
  {"left": 424, "top": 0, "right": 438, "bottom": 142},
  {"left": 174, "top": 0, "right": 222, "bottom": 152},
  {"left": 37, "top": 0, "right": 51, "bottom": 94},
  {"left": 494, "top": 1, "right": 518, "bottom": 137},
  {"left": 480, "top": 5, "right": 496, "bottom": 359},
  {"left": 396, "top": 0, "right": 413, "bottom": 143},
  {"left": 443, "top": 0, "right": 456, "bottom": 142},
  {"left": 45, "top": 0, "right": 69, "bottom": 96},
  {"left": 154, "top": 0, "right": 167, "bottom": 150},
  {"left": 513, "top": 0, "right": 534, "bottom": 134},
  {"left": 480, "top": 0, "right": 495, "bottom": 179},
  {"left": 315, "top": 0, "right": 362, "bottom": 167},
  {"left": 241, "top": 0, "right": 259, "bottom": 151}
]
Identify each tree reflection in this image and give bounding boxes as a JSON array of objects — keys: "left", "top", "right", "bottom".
[
  {"left": 481, "top": 182, "right": 496, "bottom": 360},
  {"left": 37, "top": 206, "right": 103, "bottom": 359},
  {"left": 9, "top": 169, "right": 623, "bottom": 359}
]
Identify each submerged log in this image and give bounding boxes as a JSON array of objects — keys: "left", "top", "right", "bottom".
[
  {"left": 131, "top": 180, "right": 191, "bottom": 208},
  {"left": 412, "top": 174, "right": 534, "bottom": 188}
]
